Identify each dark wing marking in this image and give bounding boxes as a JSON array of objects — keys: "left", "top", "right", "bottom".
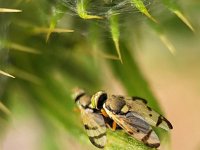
[
  {"left": 81, "top": 108, "right": 106, "bottom": 148},
  {"left": 104, "top": 106, "right": 160, "bottom": 148},
  {"left": 126, "top": 97, "right": 173, "bottom": 130},
  {"left": 142, "top": 130, "right": 160, "bottom": 148},
  {"left": 132, "top": 96, "right": 147, "bottom": 104}
]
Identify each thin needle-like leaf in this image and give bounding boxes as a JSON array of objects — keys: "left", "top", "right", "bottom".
[
  {"left": 97, "top": 51, "right": 120, "bottom": 60},
  {"left": 46, "top": 3, "right": 69, "bottom": 41},
  {"left": 76, "top": 0, "right": 103, "bottom": 19},
  {"left": 0, "top": 8, "right": 22, "bottom": 13},
  {"left": 46, "top": 23, "right": 56, "bottom": 42},
  {"left": 0, "top": 70, "right": 15, "bottom": 78},
  {"left": 148, "top": 21, "right": 176, "bottom": 55},
  {"left": 161, "top": 0, "right": 194, "bottom": 31},
  {"left": 9, "top": 43, "right": 41, "bottom": 54},
  {"left": 0, "top": 102, "right": 11, "bottom": 115},
  {"left": 173, "top": 10, "right": 194, "bottom": 32},
  {"left": 1, "top": 40, "right": 38, "bottom": 54},
  {"left": 34, "top": 27, "right": 74, "bottom": 34},
  {"left": 159, "top": 34, "right": 176, "bottom": 55},
  {"left": 11, "top": 67, "right": 42, "bottom": 85},
  {"left": 110, "top": 15, "right": 123, "bottom": 63},
  {"left": 131, "top": 0, "right": 157, "bottom": 23},
  {"left": 100, "top": 53, "right": 120, "bottom": 60}
]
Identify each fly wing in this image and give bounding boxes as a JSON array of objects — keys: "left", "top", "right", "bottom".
[
  {"left": 81, "top": 108, "right": 106, "bottom": 148},
  {"left": 126, "top": 97, "right": 173, "bottom": 131},
  {"left": 104, "top": 106, "right": 160, "bottom": 148}
]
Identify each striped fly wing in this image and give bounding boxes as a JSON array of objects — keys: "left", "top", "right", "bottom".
[
  {"left": 81, "top": 108, "right": 106, "bottom": 148},
  {"left": 125, "top": 97, "right": 173, "bottom": 131},
  {"left": 104, "top": 106, "right": 160, "bottom": 148}
]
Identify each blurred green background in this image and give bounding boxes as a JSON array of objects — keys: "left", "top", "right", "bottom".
[{"left": 0, "top": 0, "right": 200, "bottom": 150}]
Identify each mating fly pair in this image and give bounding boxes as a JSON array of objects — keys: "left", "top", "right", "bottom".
[{"left": 73, "top": 88, "right": 173, "bottom": 149}]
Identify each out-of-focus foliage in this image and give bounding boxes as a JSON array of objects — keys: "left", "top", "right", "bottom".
[{"left": 0, "top": 0, "right": 198, "bottom": 149}]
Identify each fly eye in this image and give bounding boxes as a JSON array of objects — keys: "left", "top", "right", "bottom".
[{"left": 97, "top": 92, "right": 107, "bottom": 109}]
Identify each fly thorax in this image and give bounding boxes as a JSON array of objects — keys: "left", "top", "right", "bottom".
[
  {"left": 79, "top": 95, "right": 91, "bottom": 108},
  {"left": 106, "top": 95, "right": 126, "bottom": 114}
]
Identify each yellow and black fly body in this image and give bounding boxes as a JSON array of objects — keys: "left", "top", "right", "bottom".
[{"left": 91, "top": 91, "right": 173, "bottom": 148}]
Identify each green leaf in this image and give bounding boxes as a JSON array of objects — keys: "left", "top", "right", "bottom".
[
  {"left": 131, "top": 0, "right": 157, "bottom": 23},
  {"left": 147, "top": 21, "right": 176, "bottom": 55},
  {"left": 105, "top": 130, "right": 154, "bottom": 150},
  {"left": 46, "top": 3, "right": 69, "bottom": 41},
  {"left": 76, "top": 0, "right": 103, "bottom": 19},
  {"left": 0, "top": 101, "right": 11, "bottom": 115},
  {"left": 0, "top": 8, "right": 22, "bottom": 13},
  {"left": 161, "top": 0, "right": 194, "bottom": 31},
  {"left": 109, "top": 15, "right": 122, "bottom": 63},
  {"left": 0, "top": 70, "right": 15, "bottom": 78}
]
